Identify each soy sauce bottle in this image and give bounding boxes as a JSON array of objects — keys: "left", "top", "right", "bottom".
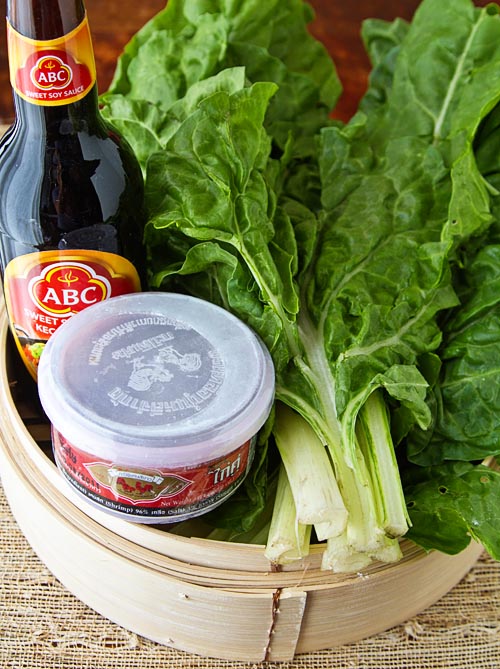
[{"left": 0, "top": 0, "right": 147, "bottom": 381}]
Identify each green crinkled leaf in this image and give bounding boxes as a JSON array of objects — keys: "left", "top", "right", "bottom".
[
  {"left": 145, "top": 83, "right": 276, "bottom": 235},
  {"left": 100, "top": 96, "right": 165, "bottom": 173},
  {"left": 106, "top": 3, "right": 229, "bottom": 102},
  {"left": 145, "top": 82, "right": 301, "bottom": 372},
  {"left": 362, "top": 17, "right": 410, "bottom": 70},
  {"left": 156, "top": 67, "right": 247, "bottom": 145},
  {"left": 408, "top": 245, "right": 500, "bottom": 464},
  {"left": 359, "top": 17, "right": 409, "bottom": 118},
  {"left": 103, "top": 0, "right": 340, "bottom": 154},
  {"left": 226, "top": 42, "right": 334, "bottom": 153},
  {"left": 317, "top": 133, "right": 459, "bottom": 429},
  {"left": 314, "top": 0, "right": 500, "bottom": 474},
  {"left": 101, "top": 67, "right": 259, "bottom": 176},
  {"left": 405, "top": 463, "right": 500, "bottom": 559}
]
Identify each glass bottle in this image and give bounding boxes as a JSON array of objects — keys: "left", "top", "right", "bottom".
[{"left": 0, "top": 0, "right": 147, "bottom": 380}]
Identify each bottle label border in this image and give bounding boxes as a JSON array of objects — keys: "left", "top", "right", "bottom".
[
  {"left": 7, "top": 14, "right": 97, "bottom": 106},
  {"left": 3, "top": 249, "right": 141, "bottom": 380}
]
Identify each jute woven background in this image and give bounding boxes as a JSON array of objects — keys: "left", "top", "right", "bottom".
[{"left": 1, "top": 481, "right": 499, "bottom": 669}]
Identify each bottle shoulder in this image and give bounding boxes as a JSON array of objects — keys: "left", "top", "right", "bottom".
[
  {"left": 0, "top": 108, "right": 141, "bottom": 176},
  {"left": 0, "top": 107, "right": 145, "bottom": 249}
]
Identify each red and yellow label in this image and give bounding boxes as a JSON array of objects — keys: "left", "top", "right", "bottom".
[
  {"left": 3, "top": 250, "right": 141, "bottom": 380},
  {"left": 7, "top": 14, "right": 96, "bottom": 106},
  {"left": 53, "top": 430, "right": 255, "bottom": 521}
]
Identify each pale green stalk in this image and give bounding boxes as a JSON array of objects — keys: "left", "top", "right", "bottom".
[
  {"left": 265, "top": 464, "right": 312, "bottom": 564},
  {"left": 356, "top": 390, "right": 411, "bottom": 538},
  {"left": 321, "top": 533, "right": 372, "bottom": 573},
  {"left": 273, "top": 403, "right": 348, "bottom": 533}
]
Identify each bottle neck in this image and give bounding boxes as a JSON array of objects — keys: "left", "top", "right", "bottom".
[
  {"left": 12, "top": 84, "right": 101, "bottom": 135},
  {"left": 7, "top": 0, "right": 86, "bottom": 40},
  {"left": 6, "top": 0, "right": 99, "bottom": 127}
]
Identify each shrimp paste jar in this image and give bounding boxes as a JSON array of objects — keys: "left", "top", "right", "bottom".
[{"left": 37, "top": 292, "right": 275, "bottom": 523}]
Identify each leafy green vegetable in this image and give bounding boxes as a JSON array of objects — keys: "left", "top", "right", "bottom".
[
  {"left": 404, "top": 462, "right": 500, "bottom": 557},
  {"left": 408, "top": 245, "right": 500, "bottom": 464},
  {"left": 357, "top": 390, "right": 410, "bottom": 538},
  {"left": 101, "top": 0, "right": 340, "bottom": 174},
  {"left": 101, "top": 0, "right": 500, "bottom": 570}
]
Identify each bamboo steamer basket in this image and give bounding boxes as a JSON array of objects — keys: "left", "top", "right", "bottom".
[{"left": 0, "top": 299, "right": 486, "bottom": 662}]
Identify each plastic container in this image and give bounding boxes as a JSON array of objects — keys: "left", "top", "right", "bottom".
[{"left": 37, "top": 292, "right": 275, "bottom": 523}]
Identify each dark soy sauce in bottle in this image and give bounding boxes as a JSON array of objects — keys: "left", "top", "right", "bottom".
[{"left": 0, "top": 0, "right": 147, "bottom": 380}]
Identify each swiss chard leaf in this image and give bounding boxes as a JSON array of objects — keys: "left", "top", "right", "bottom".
[
  {"left": 408, "top": 245, "right": 500, "bottom": 464},
  {"left": 359, "top": 17, "right": 409, "bottom": 118},
  {"left": 102, "top": 0, "right": 340, "bottom": 154},
  {"left": 315, "top": 0, "right": 500, "bottom": 468},
  {"left": 144, "top": 82, "right": 302, "bottom": 375},
  {"left": 106, "top": 2, "right": 229, "bottom": 102},
  {"left": 404, "top": 462, "right": 500, "bottom": 559}
]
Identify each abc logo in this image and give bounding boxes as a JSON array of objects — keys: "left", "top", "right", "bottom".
[{"left": 30, "top": 54, "right": 72, "bottom": 90}]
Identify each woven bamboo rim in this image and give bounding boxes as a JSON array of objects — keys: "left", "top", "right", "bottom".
[{"left": 0, "top": 299, "right": 486, "bottom": 661}]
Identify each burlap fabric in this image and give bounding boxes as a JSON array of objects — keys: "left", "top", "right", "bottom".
[{"left": 1, "top": 481, "right": 499, "bottom": 669}]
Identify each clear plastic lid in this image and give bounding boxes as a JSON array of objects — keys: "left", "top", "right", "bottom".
[{"left": 38, "top": 292, "right": 275, "bottom": 467}]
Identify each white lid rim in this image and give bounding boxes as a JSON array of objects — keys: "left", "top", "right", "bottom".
[
  {"left": 37, "top": 294, "right": 277, "bottom": 468},
  {"left": 42, "top": 362, "right": 275, "bottom": 467}
]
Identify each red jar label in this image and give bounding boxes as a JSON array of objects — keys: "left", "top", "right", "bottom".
[
  {"left": 52, "top": 429, "right": 255, "bottom": 520},
  {"left": 3, "top": 250, "right": 141, "bottom": 380},
  {"left": 7, "top": 15, "right": 96, "bottom": 106}
]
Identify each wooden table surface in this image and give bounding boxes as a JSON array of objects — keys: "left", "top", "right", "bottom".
[{"left": 0, "top": 0, "right": 492, "bottom": 124}]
